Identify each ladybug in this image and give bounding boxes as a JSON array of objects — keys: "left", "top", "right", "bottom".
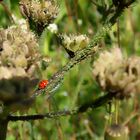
[{"left": 38, "top": 80, "right": 49, "bottom": 90}]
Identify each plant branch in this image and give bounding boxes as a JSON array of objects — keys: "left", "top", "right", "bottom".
[
  {"left": 33, "top": 23, "right": 111, "bottom": 98},
  {"left": 8, "top": 92, "right": 116, "bottom": 121},
  {"left": 8, "top": 110, "right": 77, "bottom": 121},
  {"left": 32, "top": 0, "right": 136, "bottom": 98}
]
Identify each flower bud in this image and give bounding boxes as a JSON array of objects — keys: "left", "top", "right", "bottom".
[{"left": 105, "top": 124, "right": 129, "bottom": 140}]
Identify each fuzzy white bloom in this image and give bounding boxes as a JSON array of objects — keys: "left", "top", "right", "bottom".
[{"left": 47, "top": 23, "right": 58, "bottom": 33}]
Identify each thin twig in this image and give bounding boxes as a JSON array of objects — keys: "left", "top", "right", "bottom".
[
  {"left": 123, "top": 111, "right": 139, "bottom": 126},
  {"left": 117, "top": 19, "right": 121, "bottom": 48}
]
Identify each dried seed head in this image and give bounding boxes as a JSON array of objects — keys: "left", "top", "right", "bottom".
[
  {"left": 93, "top": 48, "right": 124, "bottom": 90},
  {"left": 0, "top": 25, "right": 41, "bottom": 77},
  {"left": 19, "top": 0, "right": 59, "bottom": 27},
  {"left": 93, "top": 47, "right": 140, "bottom": 99}
]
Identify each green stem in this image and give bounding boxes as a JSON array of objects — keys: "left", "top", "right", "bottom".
[
  {"left": 115, "top": 99, "right": 119, "bottom": 124},
  {"left": 108, "top": 102, "right": 112, "bottom": 125}
]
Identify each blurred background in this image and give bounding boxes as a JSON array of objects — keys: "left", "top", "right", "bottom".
[{"left": 0, "top": 0, "right": 140, "bottom": 139}]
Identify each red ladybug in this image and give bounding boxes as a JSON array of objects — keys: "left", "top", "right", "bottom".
[{"left": 38, "top": 80, "right": 49, "bottom": 90}]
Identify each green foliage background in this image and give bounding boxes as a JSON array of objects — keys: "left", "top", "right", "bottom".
[{"left": 0, "top": 0, "right": 140, "bottom": 140}]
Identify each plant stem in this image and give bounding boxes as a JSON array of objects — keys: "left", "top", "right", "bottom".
[
  {"left": 117, "top": 19, "right": 121, "bottom": 48},
  {"left": 115, "top": 99, "right": 119, "bottom": 124},
  {"left": 0, "top": 119, "right": 8, "bottom": 140},
  {"left": 8, "top": 91, "right": 118, "bottom": 121}
]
